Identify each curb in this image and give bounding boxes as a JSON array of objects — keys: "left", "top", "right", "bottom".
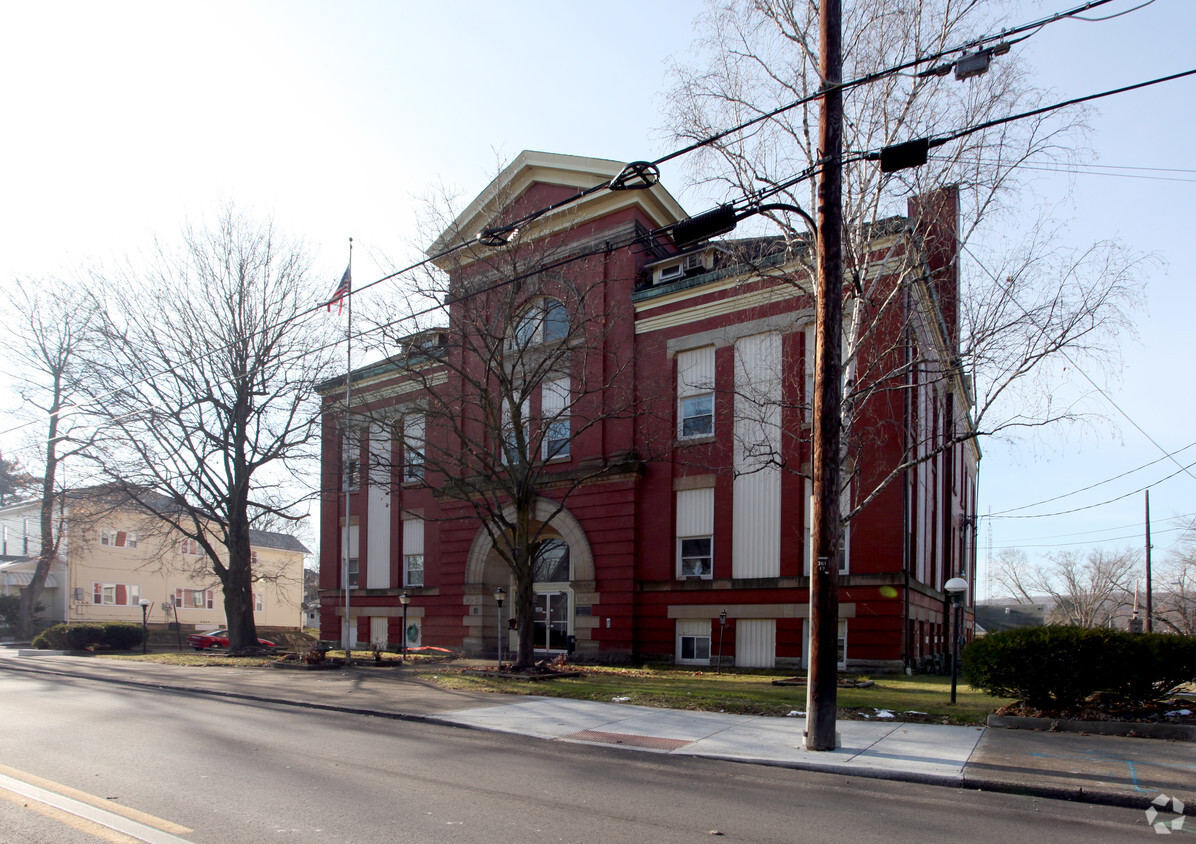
[{"left": 987, "top": 713, "right": 1196, "bottom": 742}]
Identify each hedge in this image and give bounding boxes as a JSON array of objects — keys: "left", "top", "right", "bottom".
[
  {"left": 32, "top": 622, "right": 147, "bottom": 651},
  {"left": 962, "top": 626, "right": 1196, "bottom": 709}
]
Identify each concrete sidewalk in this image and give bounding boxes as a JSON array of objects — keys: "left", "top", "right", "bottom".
[{"left": 2, "top": 651, "right": 1192, "bottom": 815}]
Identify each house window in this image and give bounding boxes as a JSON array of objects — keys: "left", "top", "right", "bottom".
[
  {"left": 510, "top": 298, "right": 569, "bottom": 350},
  {"left": 676, "top": 619, "right": 712, "bottom": 665},
  {"left": 837, "top": 619, "right": 848, "bottom": 668},
  {"left": 501, "top": 396, "right": 529, "bottom": 465},
  {"left": 179, "top": 538, "right": 199, "bottom": 556},
  {"left": 342, "top": 427, "right": 360, "bottom": 491},
  {"left": 679, "top": 538, "right": 713, "bottom": 578},
  {"left": 680, "top": 394, "right": 713, "bottom": 438},
  {"left": 404, "top": 555, "right": 424, "bottom": 588},
  {"left": 173, "top": 587, "right": 215, "bottom": 609},
  {"left": 676, "top": 487, "right": 714, "bottom": 579},
  {"left": 677, "top": 347, "right": 715, "bottom": 439},
  {"left": 92, "top": 582, "right": 141, "bottom": 606},
  {"left": 254, "top": 592, "right": 264, "bottom": 612},
  {"left": 403, "top": 413, "right": 425, "bottom": 482},
  {"left": 342, "top": 524, "right": 359, "bottom": 589},
  {"left": 403, "top": 516, "right": 424, "bottom": 588},
  {"left": 100, "top": 529, "right": 138, "bottom": 549},
  {"left": 541, "top": 376, "right": 570, "bottom": 460}
]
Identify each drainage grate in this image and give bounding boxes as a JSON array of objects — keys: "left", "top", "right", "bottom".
[{"left": 558, "top": 730, "right": 693, "bottom": 751}]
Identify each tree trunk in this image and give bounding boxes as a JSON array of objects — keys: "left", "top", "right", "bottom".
[{"left": 16, "top": 379, "right": 62, "bottom": 640}]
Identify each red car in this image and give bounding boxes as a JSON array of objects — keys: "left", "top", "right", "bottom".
[{"left": 187, "top": 629, "right": 276, "bottom": 651}]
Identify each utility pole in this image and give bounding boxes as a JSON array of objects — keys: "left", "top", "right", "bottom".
[
  {"left": 805, "top": 0, "right": 843, "bottom": 752},
  {"left": 1145, "top": 489, "right": 1153, "bottom": 633}
]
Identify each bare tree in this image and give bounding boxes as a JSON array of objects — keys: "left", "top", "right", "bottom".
[
  {"left": 1157, "top": 519, "right": 1196, "bottom": 636},
  {"left": 991, "top": 546, "right": 1137, "bottom": 627},
  {"left": 665, "top": 0, "right": 1143, "bottom": 516},
  {"left": 5, "top": 278, "right": 103, "bottom": 639},
  {"left": 352, "top": 182, "right": 665, "bottom": 668},
  {"left": 86, "top": 209, "right": 338, "bottom": 651}
]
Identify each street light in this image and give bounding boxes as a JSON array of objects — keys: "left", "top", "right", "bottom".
[
  {"left": 717, "top": 610, "right": 728, "bottom": 674},
  {"left": 944, "top": 577, "right": 968, "bottom": 704},
  {"left": 494, "top": 588, "right": 506, "bottom": 668},
  {"left": 398, "top": 592, "right": 411, "bottom": 660},
  {"left": 138, "top": 598, "right": 151, "bottom": 654}
]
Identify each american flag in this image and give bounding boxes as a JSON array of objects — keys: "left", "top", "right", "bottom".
[{"left": 328, "top": 264, "right": 351, "bottom": 313}]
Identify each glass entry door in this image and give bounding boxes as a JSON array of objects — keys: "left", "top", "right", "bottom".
[{"left": 533, "top": 591, "right": 569, "bottom": 652}]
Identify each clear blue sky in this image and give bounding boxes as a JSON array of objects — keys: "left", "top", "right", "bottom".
[{"left": 2, "top": 1, "right": 1193, "bottom": 593}]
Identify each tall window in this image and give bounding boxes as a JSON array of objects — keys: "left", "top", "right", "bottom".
[
  {"left": 676, "top": 487, "right": 714, "bottom": 579},
  {"left": 677, "top": 347, "right": 715, "bottom": 439},
  {"left": 403, "top": 516, "right": 424, "bottom": 587},
  {"left": 511, "top": 298, "right": 568, "bottom": 350},
  {"left": 403, "top": 413, "right": 425, "bottom": 482},
  {"left": 342, "top": 427, "right": 360, "bottom": 491},
  {"left": 179, "top": 538, "right": 199, "bottom": 556},
  {"left": 541, "top": 376, "right": 571, "bottom": 460},
  {"left": 342, "top": 524, "right": 359, "bottom": 588},
  {"left": 501, "top": 395, "right": 530, "bottom": 464}
]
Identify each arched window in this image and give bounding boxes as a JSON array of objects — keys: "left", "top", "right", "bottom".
[
  {"left": 532, "top": 538, "right": 570, "bottom": 583},
  {"left": 510, "top": 298, "right": 569, "bottom": 349}
]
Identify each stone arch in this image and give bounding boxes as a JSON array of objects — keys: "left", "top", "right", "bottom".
[{"left": 464, "top": 498, "right": 595, "bottom": 586}]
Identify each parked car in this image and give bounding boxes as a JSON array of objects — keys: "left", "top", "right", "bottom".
[{"left": 187, "top": 629, "right": 276, "bottom": 651}]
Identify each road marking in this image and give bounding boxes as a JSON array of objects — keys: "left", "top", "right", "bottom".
[
  {"left": 0, "top": 787, "right": 143, "bottom": 843},
  {"left": 0, "top": 765, "right": 193, "bottom": 843}
]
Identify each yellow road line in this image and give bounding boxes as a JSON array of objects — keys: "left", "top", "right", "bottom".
[
  {"left": 0, "top": 762, "right": 191, "bottom": 835},
  {"left": 0, "top": 785, "right": 145, "bottom": 843}
]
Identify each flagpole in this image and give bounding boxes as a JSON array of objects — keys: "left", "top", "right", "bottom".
[{"left": 342, "top": 237, "right": 354, "bottom": 662}]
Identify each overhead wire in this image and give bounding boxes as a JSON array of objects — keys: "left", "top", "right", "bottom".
[{"left": 0, "top": 0, "right": 1150, "bottom": 447}]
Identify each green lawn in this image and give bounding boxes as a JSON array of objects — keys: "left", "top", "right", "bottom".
[
  {"left": 96, "top": 652, "right": 1012, "bottom": 724},
  {"left": 418, "top": 664, "right": 1012, "bottom": 726}
]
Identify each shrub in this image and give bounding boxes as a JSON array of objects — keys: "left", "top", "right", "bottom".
[
  {"left": 1112, "top": 633, "right": 1196, "bottom": 705},
  {"left": 31, "top": 622, "right": 147, "bottom": 651},
  {"left": 963, "top": 626, "right": 1196, "bottom": 710},
  {"left": 101, "top": 623, "right": 147, "bottom": 651},
  {"left": 963, "top": 626, "right": 1126, "bottom": 709}
]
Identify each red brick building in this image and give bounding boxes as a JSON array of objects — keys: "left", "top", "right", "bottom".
[{"left": 318, "top": 151, "right": 977, "bottom": 671}]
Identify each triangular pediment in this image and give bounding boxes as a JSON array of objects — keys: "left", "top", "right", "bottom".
[{"left": 426, "top": 150, "right": 687, "bottom": 268}]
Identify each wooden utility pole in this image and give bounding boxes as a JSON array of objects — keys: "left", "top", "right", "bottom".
[
  {"left": 1145, "top": 489, "right": 1153, "bottom": 632},
  {"left": 805, "top": 0, "right": 843, "bottom": 752}
]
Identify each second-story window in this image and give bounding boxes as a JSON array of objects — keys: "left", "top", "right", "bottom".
[
  {"left": 403, "top": 413, "right": 425, "bottom": 482},
  {"left": 510, "top": 298, "right": 569, "bottom": 350},
  {"left": 677, "top": 347, "right": 715, "bottom": 439}
]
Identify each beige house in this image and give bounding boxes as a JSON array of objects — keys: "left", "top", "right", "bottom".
[{"left": 0, "top": 493, "right": 306, "bottom": 632}]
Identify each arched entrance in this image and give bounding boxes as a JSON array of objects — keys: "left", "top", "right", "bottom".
[{"left": 463, "top": 499, "right": 596, "bottom": 657}]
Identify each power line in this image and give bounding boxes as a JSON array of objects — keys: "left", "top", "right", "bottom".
[
  {"left": 0, "top": 0, "right": 1145, "bottom": 448},
  {"left": 991, "top": 439, "right": 1196, "bottom": 515}
]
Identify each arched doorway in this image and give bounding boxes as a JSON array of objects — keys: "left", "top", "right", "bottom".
[{"left": 463, "top": 499, "right": 596, "bottom": 658}]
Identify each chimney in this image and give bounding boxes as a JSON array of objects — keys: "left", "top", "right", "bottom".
[{"left": 907, "top": 186, "right": 960, "bottom": 350}]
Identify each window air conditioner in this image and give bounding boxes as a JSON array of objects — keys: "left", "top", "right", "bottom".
[{"left": 683, "top": 253, "right": 706, "bottom": 273}]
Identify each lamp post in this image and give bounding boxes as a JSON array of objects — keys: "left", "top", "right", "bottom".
[
  {"left": 494, "top": 587, "right": 506, "bottom": 668},
  {"left": 399, "top": 592, "right": 411, "bottom": 660},
  {"left": 717, "top": 610, "right": 727, "bottom": 674},
  {"left": 138, "top": 598, "right": 150, "bottom": 654},
  {"left": 944, "top": 577, "right": 968, "bottom": 704}
]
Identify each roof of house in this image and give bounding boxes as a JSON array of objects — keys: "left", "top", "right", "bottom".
[{"left": 248, "top": 529, "right": 310, "bottom": 555}]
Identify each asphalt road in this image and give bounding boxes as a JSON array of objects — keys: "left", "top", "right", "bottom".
[{"left": 0, "top": 669, "right": 1155, "bottom": 843}]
